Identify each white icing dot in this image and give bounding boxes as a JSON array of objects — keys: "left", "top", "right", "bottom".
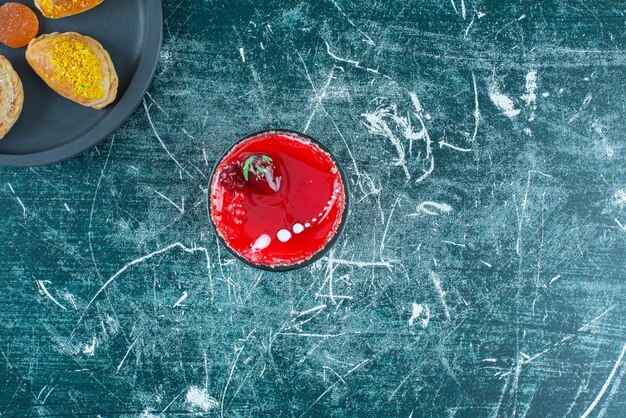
[
  {"left": 305, "top": 222, "right": 311, "bottom": 228},
  {"left": 293, "top": 223, "right": 304, "bottom": 234},
  {"left": 252, "top": 234, "right": 271, "bottom": 251},
  {"left": 318, "top": 213, "right": 323, "bottom": 217},
  {"left": 323, "top": 207, "right": 328, "bottom": 210},
  {"left": 327, "top": 200, "right": 332, "bottom": 204},
  {"left": 312, "top": 218, "right": 317, "bottom": 222},
  {"left": 277, "top": 229, "right": 292, "bottom": 242}
]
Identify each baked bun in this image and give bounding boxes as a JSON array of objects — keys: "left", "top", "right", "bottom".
[
  {"left": 34, "top": 0, "right": 104, "bottom": 19},
  {"left": 0, "top": 55, "right": 24, "bottom": 140},
  {"left": 26, "top": 32, "right": 118, "bottom": 110}
]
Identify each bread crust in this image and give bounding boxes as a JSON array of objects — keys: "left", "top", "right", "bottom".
[
  {"left": 26, "top": 32, "right": 118, "bottom": 110},
  {"left": 34, "top": 0, "right": 104, "bottom": 19},
  {"left": 0, "top": 55, "right": 24, "bottom": 140}
]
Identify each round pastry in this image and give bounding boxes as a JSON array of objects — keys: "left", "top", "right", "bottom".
[
  {"left": 26, "top": 32, "right": 118, "bottom": 110},
  {"left": 35, "top": 0, "right": 104, "bottom": 19},
  {"left": 210, "top": 130, "right": 349, "bottom": 270},
  {"left": 0, "top": 3, "right": 39, "bottom": 48},
  {"left": 0, "top": 55, "right": 24, "bottom": 140}
]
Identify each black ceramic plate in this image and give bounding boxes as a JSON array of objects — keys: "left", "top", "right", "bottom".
[
  {"left": 0, "top": 0, "right": 162, "bottom": 167},
  {"left": 209, "top": 129, "right": 350, "bottom": 272}
]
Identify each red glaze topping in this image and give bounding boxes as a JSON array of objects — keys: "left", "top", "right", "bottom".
[{"left": 210, "top": 131, "right": 347, "bottom": 267}]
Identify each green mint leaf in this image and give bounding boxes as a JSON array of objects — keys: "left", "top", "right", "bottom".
[
  {"left": 257, "top": 166, "right": 267, "bottom": 173},
  {"left": 243, "top": 156, "right": 256, "bottom": 181},
  {"left": 262, "top": 155, "right": 273, "bottom": 162}
]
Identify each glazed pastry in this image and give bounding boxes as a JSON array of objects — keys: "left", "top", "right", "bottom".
[
  {"left": 0, "top": 55, "right": 24, "bottom": 140},
  {"left": 34, "top": 0, "right": 104, "bottom": 19},
  {"left": 0, "top": 3, "right": 39, "bottom": 48},
  {"left": 26, "top": 32, "right": 118, "bottom": 110}
]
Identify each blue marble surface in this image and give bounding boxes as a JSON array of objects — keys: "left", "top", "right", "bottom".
[{"left": 0, "top": 0, "right": 624, "bottom": 416}]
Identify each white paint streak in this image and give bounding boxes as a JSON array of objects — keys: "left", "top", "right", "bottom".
[
  {"left": 408, "top": 303, "right": 430, "bottom": 328},
  {"left": 516, "top": 170, "right": 553, "bottom": 256},
  {"left": 439, "top": 140, "right": 472, "bottom": 152},
  {"left": 362, "top": 107, "right": 411, "bottom": 180},
  {"left": 143, "top": 100, "right": 193, "bottom": 179},
  {"left": 35, "top": 280, "right": 67, "bottom": 311},
  {"left": 328, "top": 0, "right": 375, "bottom": 45},
  {"left": 430, "top": 271, "right": 451, "bottom": 321},
  {"left": 488, "top": 84, "right": 521, "bottom": 118},
  {"left": 521, "top": 70, "right": 538, "bottom": 121},
  {"left": 442, "top": 240, "right": 466, "bottom": 248},
  {"left": 7, "top": 183, "right": 26, "bottom": 217},
  {"left": 116, "top": 338, "right": 138, "bottom": 373},
  {"left": 153, "top": 189, "right": 185, "bottom": 214},
  {"left": 186, "top": 386, "right": 219, "bottom": 412},
  {"left": 362, "top": 92, "right": 435, "bottom": 182},
  {"left": 471, "top": 72, "right": 480, "bottom": 145},
  {"left": 88, "top": 137, "right": 114, "bottom": 283},
  {"left": 409, "top": 93, "right": 435, "bottom": 183},
  {"left": 464, "top": 16, "right": 475, "bottom": 38},
  {"left": 303, "top": 67, "right": 335, "bottom": 133},
  {"left": 614, "top": 189, "right": 626, "bottom": 208},
  {"left": 318, "top": 256, "right": 393, "bottom": 269},
  {"left": 380, "top": 197, "right": 400, "bottom": 264},
  {"left": 569, "top": 93, "right": 593, "bottom": 123},
  {"left": 293, "top": 304, "right": 327, "bottom": 319},
  {"left": 416, "top": 201, "right": 452, "bottom": 216},
  {"left": 277, "top": 332, "right": 347, "bottom": 338},
  {"left": 578, "top": 305, "right": 616, "bottom": 334},
  {"left": 581, "top": 343, "right": 626, "bottom": 418},
  {"left": 145, "top": 92, "right": 167, "bottom": 115},
  {"left": 302, "top": 357, "right": 372, "bottom": 415},
  {"left": 325, "top": 41, "right": 381, "bottom": 75},
  {"left": 82, "top": 337, "right": 97, "bottom": 357},
  {"left": 450, "top": 0, "right": 458, "bottom": 15},
  {"left": 598, "top": 353, "right": 626, "bottom": 417},
  {"left": 173, "top": 291, "right": 188, "bottom": 307}
]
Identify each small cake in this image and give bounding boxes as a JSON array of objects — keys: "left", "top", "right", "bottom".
[
  {"left": 0, "top": 3, "right": 39, "bottom": 48},
  {"left": 210, "top": 130, "right": 348, "bottom": 269},
  {"left": 26, "top": 32, "right": 118, "bottom": 109},
  {"left": 35, "top": 0, "right": 104, "bottom": 19},
  {"left": 0, "top": 55, "right": 24, "bottom": 140}
]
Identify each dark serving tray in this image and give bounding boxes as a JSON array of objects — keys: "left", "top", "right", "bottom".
[{"left": 0, "top": 0, "right": 162, "bottom": 167}]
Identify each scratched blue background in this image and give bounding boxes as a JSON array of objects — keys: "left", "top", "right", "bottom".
[{"left": 1, "top": 0, "right": 625, "bottom": 416}]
